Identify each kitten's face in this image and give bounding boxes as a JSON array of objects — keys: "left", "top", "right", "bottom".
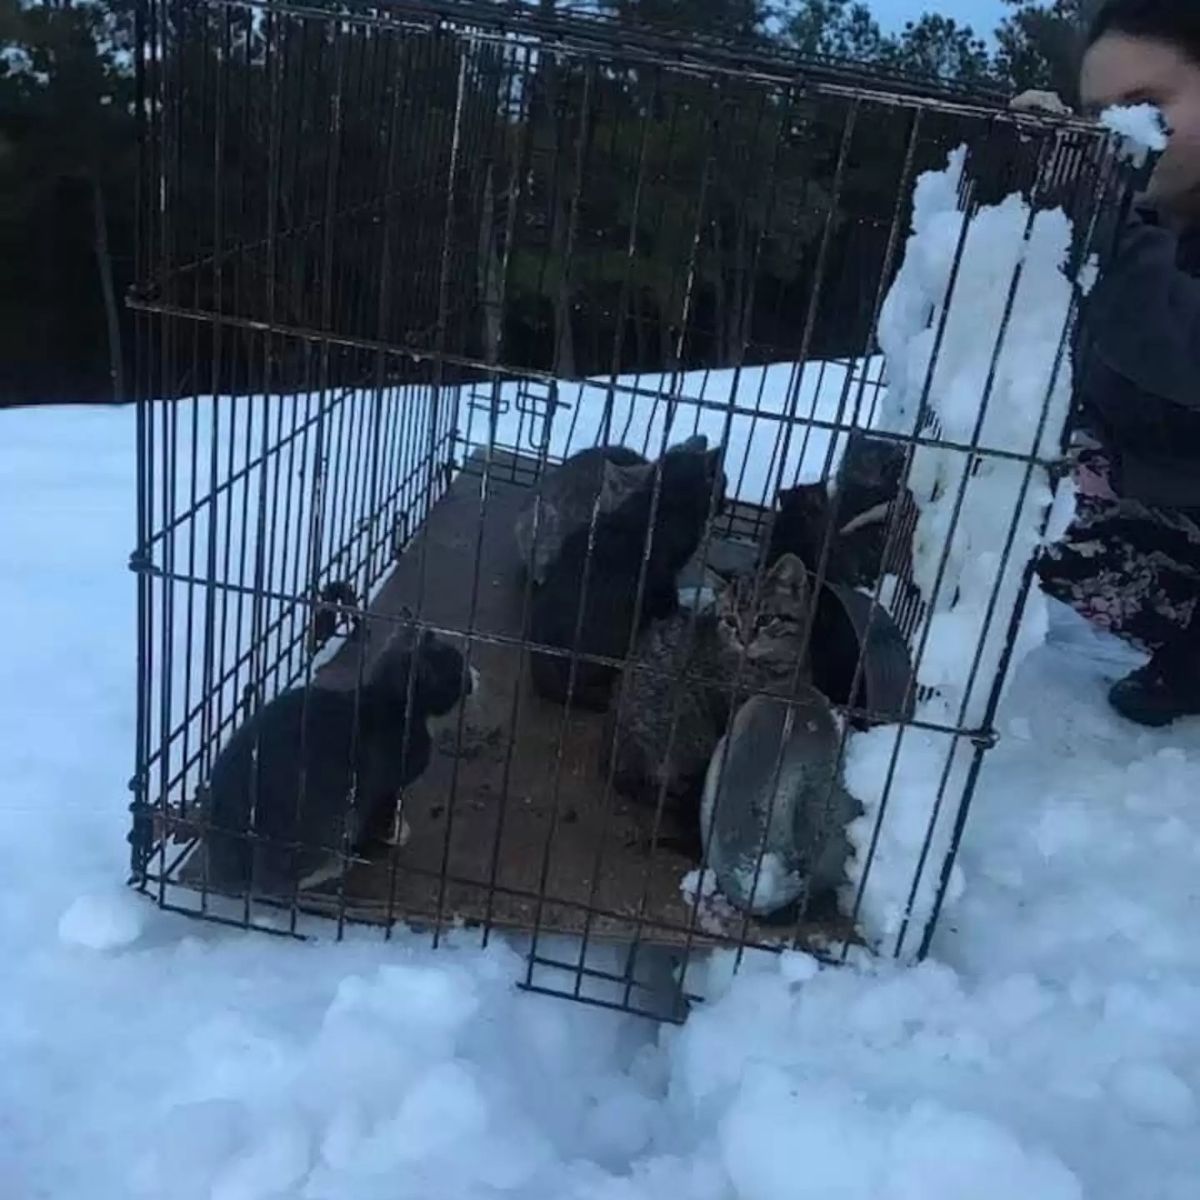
[
  {"left": 715, "top": 555, "right": 811, "bottom": 667},
  {"left": 373, "top": 628, "right": 473, "bottom": 717},
  {"left": 778, "top": 482, "right": 830, "bottom": 524}
]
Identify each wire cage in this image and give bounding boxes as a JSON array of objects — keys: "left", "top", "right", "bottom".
[{"left": 128, "top": 0, "right": 1134, "bottom": 1019}]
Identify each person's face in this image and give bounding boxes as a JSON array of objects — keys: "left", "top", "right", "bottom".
[{"left": 1081, "top": 32, "right": 1200, "bottom": 146}]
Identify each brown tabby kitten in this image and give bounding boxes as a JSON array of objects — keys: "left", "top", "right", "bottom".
[{"left": 607, "top": 554, "right": 812, "bottom": 819}]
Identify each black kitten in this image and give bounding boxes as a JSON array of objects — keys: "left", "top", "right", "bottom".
[
  {"left": 203, "top": 628, "right": 472, "bottom": 897},
  {"left": 529, "top": 439, "right": 725, "bottom": 710},
  {"left": 513, "top": 444, "right": 651, "bottom": 585},
  {"left": 768, "top": 433, "right": 913, "bottom": 588}
]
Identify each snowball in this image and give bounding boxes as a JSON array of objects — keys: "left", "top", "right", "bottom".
[
  {"left": 57, "top": 889, "right": 145, "bottom": 951},
  {"left": 1100, "top": 104, "right": 1168, "bottom": 165}
]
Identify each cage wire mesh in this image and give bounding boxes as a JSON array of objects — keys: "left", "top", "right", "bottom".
[{"left": 128, "top": 0, "right": 1135, "bottom": 1019}]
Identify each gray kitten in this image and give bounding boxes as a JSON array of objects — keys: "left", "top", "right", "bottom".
[
  {"left": 608, "top": 553, "right": 813, "bottom": 815},
  {"left": 700, "top": 688, "right": 858, "bottom": 917},
  {"left": 514, "top": 435, "right": 710, "bottom": 585}
]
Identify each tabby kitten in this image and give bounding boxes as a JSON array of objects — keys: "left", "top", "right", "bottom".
[
  {"left": 713, "top": 553, "right": 813, "bottom": 695},
  {"left": 608, "top": 553, "right": 812, "bottom": 820}
]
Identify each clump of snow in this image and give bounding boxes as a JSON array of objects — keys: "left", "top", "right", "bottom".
[
  {"left": 1100, "top": 103, "right": 1168, "bottom": 165},
  {"left": 847, "top": 147, "right": 1079, "bottom": 956},
  {"left": 58, "top": 888, "right": 146, "bottom": 951},
  {"left": 731, "top": 850, "right": 800, "bottom": 915},
  {"left": 679, "top": 867, "right": 739, "bottom": 934}
]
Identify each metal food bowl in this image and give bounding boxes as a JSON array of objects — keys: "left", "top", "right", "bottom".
[{"left": 809, "top": 580, "right": 915, "bottom": 729}]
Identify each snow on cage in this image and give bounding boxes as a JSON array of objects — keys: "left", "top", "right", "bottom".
[
  {"left": 842, "top": 145, "right": 1083, "bottom": 957},
  {"left": 127, "top": 0, "right": 1133, "bottom": 1016}
]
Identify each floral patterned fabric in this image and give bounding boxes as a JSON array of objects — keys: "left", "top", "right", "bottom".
[{"left": 1037, "top": 432, "right": 1200, "bottom": 652}]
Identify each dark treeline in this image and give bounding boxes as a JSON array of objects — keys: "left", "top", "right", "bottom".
[{"left": 0, "top": 0, "right": 1099, "bottom": 407}]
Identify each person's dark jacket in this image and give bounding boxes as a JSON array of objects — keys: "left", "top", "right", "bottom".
[{"left": 1081, "top": 213, "right": 1200, "bottom": 509}]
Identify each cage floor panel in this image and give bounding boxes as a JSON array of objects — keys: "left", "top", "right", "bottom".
[{"left": 176, "top": 449, "right": 853, "bottom": 952}]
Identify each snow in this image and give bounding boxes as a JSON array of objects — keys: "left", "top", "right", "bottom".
[
  {"left": 1100, "top": 103, "right": 1168, "bottom": 166},
  {"left": 845, "top": 147, "right": 1078, "bottom": 956},
  {"left": 457, "top": 357, "right": 886, "bottom": 508},
  {"left": 58, "top": 887, "right": 147, "bottom": 951},
  {"left": 5, "top": 392, "right": 1200, "bottom": 1195}
]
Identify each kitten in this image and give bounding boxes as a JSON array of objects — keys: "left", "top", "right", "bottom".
[
  {"left": 514, "top": 435, "right": 714, "bottom": 585},
  {"left": 768, "top": 433, "right": 914, "bottom": 588},
  {"left": 514, "top": 445, "right": 651, "bottom": 585},
  {"left": 203, "top": 627, "right": 472, "bottom": 897},
  {"left": 607, "top": 553, "right": 813, "bottom": 822},
  {"left": 713, "top": 553, "right": 813, "bottom": 695},
  {"left": 528, "top": 439, "right": 725, "bottom": 711},
  {"left": 700, "top": 688, "right": 859, "bottom": 917}
]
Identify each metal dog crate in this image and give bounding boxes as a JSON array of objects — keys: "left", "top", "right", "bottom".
[{"left": 128, "top": 0, "right": 1127, "bottom": 1019}]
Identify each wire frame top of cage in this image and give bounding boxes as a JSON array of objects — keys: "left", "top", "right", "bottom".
[{"left": 130, "top": 0, "right": 1112, "bottom": 390}]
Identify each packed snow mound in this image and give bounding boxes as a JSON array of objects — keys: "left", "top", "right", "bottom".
[
  {"left": 845, "top": 147, "right": 1078, "bottom": 956},
  {"left": 1100, "top": 103, "right": 1168, "bottom": 165}
]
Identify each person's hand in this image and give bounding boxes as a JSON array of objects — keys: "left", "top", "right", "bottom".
[
  {"left": 1010, "top": 90, "right": 1074, "bottom": 117},
  {"left": 1139, "top": 131, "right": 1200, "bottom": 224}
]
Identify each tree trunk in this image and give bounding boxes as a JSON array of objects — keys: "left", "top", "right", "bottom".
[
  {"left": 711, "top": 216, "right": 728, "bottom": 366},
  {"left": 477, "top": 163, "right": 503, "bottom": 366},
  {"left": 551, "top": 194, "right": 577, "bottom": 379},
  {"left": 731, "top": 211, "right": 749, "bottom": 368},
  {"left": 90, "top": 174, "right": 125, "bottom": 403}
]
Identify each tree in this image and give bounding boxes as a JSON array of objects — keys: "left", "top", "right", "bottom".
[
  {"left": 993, "top": 0, "right": 1102, "bottom": 100},
  {"left": 784, "top": 0, "right": 888, "bottom": 62},
  {"left": 1, "top": 0, "right": 136, "bottom": 404},
  {"left": 884, "top": 15, "right": 996, "bottom": 88},
  {"left": 784, "top": 2, "right": 996, "bottom": 88}
]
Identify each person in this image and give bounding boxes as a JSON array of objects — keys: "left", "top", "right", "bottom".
[{"left": 1016, "top": 0, "right": 1200, "bottom": 727}]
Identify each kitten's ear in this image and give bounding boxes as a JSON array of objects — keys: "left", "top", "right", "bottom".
[
  {"left": 704, "top": 446, "right": 723, "bottom": 475},
  {"left": 600, "top": 459, "right": 654, "bottom": 505},
  {"left": 672, "top": 433, "right": 708, "bottom": 454},
  {"left": 778, "top": 482, "right": 827, "bottom": 514},
  {"left": 768, "top": 552, "right": 811, "bottom": 600}
]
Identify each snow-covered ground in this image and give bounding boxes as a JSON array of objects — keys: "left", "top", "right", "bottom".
[{"left": 4, "top": 397, "right": 1200, "bottom": 1200}]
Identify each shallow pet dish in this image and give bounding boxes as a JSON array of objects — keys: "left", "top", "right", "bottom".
[{"left": 810, "top": 581, "right": 915, "bottom": 728}]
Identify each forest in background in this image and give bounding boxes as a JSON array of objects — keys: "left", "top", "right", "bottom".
[{"left": 0, "top": 0, "right": 1102, "bottom": 406}]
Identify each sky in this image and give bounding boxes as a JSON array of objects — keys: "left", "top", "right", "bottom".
[{"left": 870, "top": 0, "right": 1010, "bottom": 38}]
